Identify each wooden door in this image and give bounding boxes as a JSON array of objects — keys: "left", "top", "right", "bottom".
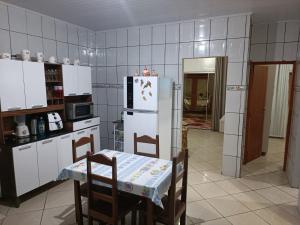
[{"left": 244, "top": 66, "right": 269, "bottom": 164}]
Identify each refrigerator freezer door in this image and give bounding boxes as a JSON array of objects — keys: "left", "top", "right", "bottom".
[
  {"left": 124, "top": 112, "right": 158, "bottom": 155},
  {"left": 133, "top": 77, "right": 158, "bottom": 111}
]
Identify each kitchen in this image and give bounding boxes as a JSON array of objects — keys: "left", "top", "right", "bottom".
[{"left": 0, "top": 0, "right": 300, "bottom": 225}]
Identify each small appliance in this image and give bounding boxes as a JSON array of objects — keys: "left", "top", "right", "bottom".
[
  {"left": 47, "top": 112, "right": 63, "bottom": 131},
  {"left": 30, "top": 118, "right": 38, "bottom": 136},
  {"left": 21, "top": 49, "right": 31, "bottom": 61},
  {"left": 66, "top": 102, "right": 93, "bottom": 120},
  {"left": 73, "top": 59, "right": 80, "bottom": 65},
  {"left": 36, "top": 52, "right": 44, "bottom": 62},
  {"left": 0, "top": 52, "right": 11, "bottom": 59},
  {"left": 48, "top": 56, "right": 57, "bottom": 63},
  {"left": 63, "top": 57, "right": 70, "bottom": 65},
  {"left": 15, "top": 115, "right": 30, "bottom": 138}
]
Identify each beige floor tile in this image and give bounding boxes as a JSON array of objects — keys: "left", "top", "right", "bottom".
[
  {"left": 227, "top": 212, "right": 269, "bottom": 225},
  {"left": 186, "top": 200, "right": 222, "bottom": 223},
  {"left": 195, "top": 218, "right": 232, "bottom": 225},
  {"left": 45, "top": 190, "right": 74, "bottom": 209},
  {"left": 193, "top": 183, "right": 228, "bottom": 199},
  {"left": 41, "top": 204, "right": 76, "bottom": 225},
  {"left": 0, "top": 205, "right": 9, "bottom": 221},
  {"left": 232, "top": 191, "right": 273, "bottom": 210},
  {"left": 189, "top": 171, "right": 212, "bottom": 185},
  {"left": 278, "top": 201, "right": 300, "bottom": 219},
  {"left": 48, "top": 180, "right": 74, "bottom": 193},
  {"left": 202, "top": 170, "right": 232, "bottom": 182},
  {"left": 215, "top": 179, "right": 251, "bottom": 194},
  {"left": 277, "top": 185, "right": 299, "bottom": 198},
  {"left": 238, "top": 176, "right": 273, "bottom": 190},
  {"left": 2, "top": 210, "right": 43, "bottom": 225},
  {"left": 7, "top": 192, "right": 47, "bottom": 215},
  {"left": 255, "top": 205, "right": 300, "bottom": 225},
  {"left": 207, "top": 195, "right": 250, "bottom": 217},
  {"left": 255, "top": 187, "right": 296, "bottom": 204},
  {"left": 187, "top": 186, "right": 204, "bottom": 202}
]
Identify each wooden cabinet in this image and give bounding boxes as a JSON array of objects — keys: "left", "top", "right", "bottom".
[
  {"left": 36, "top": 138, "right": 58, "bottom": 186},
  {"left": 57, "top": 133, "right": 73, "bottom": 173},
  {"left": 12, "top": 143, "right": 39, "bottom": 196},
  {"left": 77, "top": 66, "right": 92, "bottom": 95},
  {"left": 23, "top": 61, "right": 47, "bottom": 109},
  {"left": 89, "top": 125, "right": 100, "bottom": 152},
  {"left": 62, "top": 65, "right": 78, "bottom": 96},
  {"left": 0, "top": 60, "right": 26, "bottom": 111}
]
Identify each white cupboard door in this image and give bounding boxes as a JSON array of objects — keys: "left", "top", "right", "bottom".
[
  {"left": 73, "top": 129, "right": 91, "bottom": 157},
  {"left": 0, "top": 60, "right": 26, "bottom": 111},
  {"left": 77, "top": 66, "right": 92, "bottom": 95},
  {"left": 89, "top": 126, "right": 101, "bottom": 152},
  {"left": 37, "top": 138, "right": 59, "bottom": 186},
  {"left": 13, "top": 143, "right": 39, "bottom": 196},
  {"left": 62, "top": 65, "right": 78, "bottom": 96},
  {"left": 133, "top": 77, "right": 158, "bottom": 111},
  {"left": 23, "top": 61, "right": 47, "bottom": 109},
  {"left": 57, "top": 133, "right": 73, "bottom": 173}
]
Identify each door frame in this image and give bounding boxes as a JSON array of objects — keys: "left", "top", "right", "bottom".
[{"left": 245, "top": 61, "right": 296, "bottom": 171}]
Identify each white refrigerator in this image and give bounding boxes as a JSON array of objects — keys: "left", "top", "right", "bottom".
[{"left": 123, "top": 76, "right": 173, "bottom": 160}]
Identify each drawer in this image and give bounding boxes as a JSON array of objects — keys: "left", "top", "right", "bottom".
[{"left": 72, "top": 117, "right": 100, "bottom": 131}]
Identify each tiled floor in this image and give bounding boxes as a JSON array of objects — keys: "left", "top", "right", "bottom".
[{"left": 0, "top": 129, "right": 299, "bottom": 225}]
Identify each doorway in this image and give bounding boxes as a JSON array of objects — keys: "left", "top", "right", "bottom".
[{"left": 243, "top": 62, "right": 296, "bottom": 176}]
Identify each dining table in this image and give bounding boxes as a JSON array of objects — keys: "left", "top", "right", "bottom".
[{"left": 58, "top": 149, "right": 173, "bottom": 225}]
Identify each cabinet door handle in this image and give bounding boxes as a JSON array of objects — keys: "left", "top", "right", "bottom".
[
  {"left": 91, "top": 127, "right": 98, "bottom": 131},
  {"left": 84, "top": 120, "right": 92, "bottom": 124},
  {"left": 77, "top": 131, "right": 85, "bottom": 135},
  {"left": 42, "top": 139, "right": 53, "bottom": 145},
  {"left": 61, "top": 134, "right": 71, "bottom": 139},
  {"left": 32, "top": 105, "right": 43, "bottom": 109},
  {"left": 7, "top": 107, "right": 21, "bottom": 111},
  {"left": 68, "top": 93, "right": 76, "bottom": 96},
  {"left": 83, "top": 92, "right": 90, "bottom": 95},
  {"left": 19, "top": 145, "right": 31, "bottom": 151}
]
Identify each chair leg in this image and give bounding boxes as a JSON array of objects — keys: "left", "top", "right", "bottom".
[
  {"left": 74, "top": 181, "right": 83, "bottom": 225},
  {"left": 132, "top": 210, "right": 137, "bottom": 225},
  {"left": 180, "top": 211, "right": 186, "bottom": 225},
  {"left": 88, "top": 216, "right": 93, "bottom": 225}
]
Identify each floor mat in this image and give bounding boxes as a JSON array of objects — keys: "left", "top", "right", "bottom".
[{"left": 183, "top": 113, "right": 212, "bottom": 130}]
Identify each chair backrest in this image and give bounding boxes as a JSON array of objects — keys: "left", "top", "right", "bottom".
[
  {"left": 72, "top": 134, "right": 95, "bottom": 163},
  {"left": 134, "top": 133, "right": 159, "bottom": 158},
  {"left": 86, "top": 151, "right": 118, "bottom": 225},
  {"left": 168, "top": 149, "right": 188, "bottom": 223}
]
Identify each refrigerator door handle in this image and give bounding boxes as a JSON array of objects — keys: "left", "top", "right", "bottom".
[{"left": 123, "top": 108, "right": 158, "bottom": 114}]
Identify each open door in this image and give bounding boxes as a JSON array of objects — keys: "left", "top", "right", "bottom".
[{"left": 244, "top": 65, "right": 269, "bottom": 164}]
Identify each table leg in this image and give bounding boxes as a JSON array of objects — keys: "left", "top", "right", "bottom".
[{"left": 147, "top": 199, "right": 154, "bottom": 225}]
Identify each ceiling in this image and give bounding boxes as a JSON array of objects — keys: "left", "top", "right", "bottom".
[{"left": 2, "top": 0, "right": 300, "bottom": 30}]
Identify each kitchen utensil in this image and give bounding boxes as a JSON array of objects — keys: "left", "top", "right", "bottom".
[
  {"left": 21, "top": 49, "right": 31, "bottom": 61},
  {"left": 49, "top": 56, "right": 57, "bottom": 63},
  {"left": 0, "top": 52, "right": 11, "bottom": 59},
  {"left": 63, "top": 57, "right": 70, "bottom": 65},
  {"left": 36, "top": 52, "right": 44, "bottom": 62},
  {"left": 74, "top": 59, "right": 80, "bottom": 65}
]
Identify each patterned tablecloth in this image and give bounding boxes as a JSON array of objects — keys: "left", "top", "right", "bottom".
[{"left": 58, "top": 149, "right": 173, "bottom": 208}]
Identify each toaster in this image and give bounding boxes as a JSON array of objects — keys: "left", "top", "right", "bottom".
[{"left": 47, "top": 112, "right": 63, "bottom": 131}]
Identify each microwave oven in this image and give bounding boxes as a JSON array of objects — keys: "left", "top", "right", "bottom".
[{"left": 66, "top": 102, "right": 94, "bottom": 120}]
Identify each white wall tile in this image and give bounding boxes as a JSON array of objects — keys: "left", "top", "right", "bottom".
[
  {"left": 100, "top": 121, "right": 108, "bottom": 137},
  {"left": 194, "top": 41, "right": 209, "bottom": 57},
  {"left": 180, "top": 21, "right": 194, "bottom": 42},
  {"left": 68, "top": 44, "right": 79, "bottom": 62},
  {"left": 97, "top": 48, "right": 106, "bottom": 66},
  {"left": 92, "top": 88, "right": 98, "bottom": 105},
  {"left": 266, "top": 43, "right": 284, "bottom": 61},
  {"left": 107, "top": 88, "right": 118, "bottom": 105},
  {"left": 224, "top": 113, "right": 239, "bottom": 135},
  {"left": 88, "top": 30, "right": 96, "bottom": 48},
  {"left": 106, "top": 30, "right": 117, "bottom": 48},
  {"left": 42, "top": 16, "right": 55, "bottom": 40},
  {"left": 117, "top": 66, "right": 127, "bottom": 84},
  {"left": 26, "top": 11, "right": 42, "bottom": 37},
  {"left": 97, "top": 67, "right": 107, "bottom": 84},
  {"left": 68, "top": 24, "right": 78, "bottom": 45},
  {"left": 0, "top": 29, "right": 10, "bottom": 52},
  {"left": 8, "top": 5, "right": 27, "bottom": 33},
  {"left": 0, "top": 3, "right": 9, "bottom": 30},
  {"left": 128, "top": 46, "right": 139, "bottom": 65},
  {"left": 55, "top": 19, "right": 68, "bottom": 42},
  {"left": 140, "top": 26, "right": 152, "bottom": 45},
  {"left": 28, "top": 35, "right": 43, "bottom": 54},
  {"left": 106, "top": 48, "right": 117, "bottom": 66},
  {"left": 222, "top": 155, "right": 237, "bottom": 177},
  {"left": 251, "top": 23, "right": 268, "bottom": 44},
  {"left": 250, "top": 44, "right": 266, "bottom": 61},
  {"left": 228, "top": 15, "right": 246, "bottom": 38},
  {"left": 153, "top": 24, "right": 165, "bottom": 44},
  {"left": 166, "top": 23, "right": 179, "bottom": 43},
  {"left": 194, "top": 19, "right": 210, "bottom": 41},
  {"left": 227, "top": 63, "right": 243, "bottom": 85},
  {"left": 151, "top": 64, "right": 164, "bottom": 77},
  {"left": 79, "top": 47, "right": 88, "bottom": 65},
  {"left": 267, "top": 22, "right": 285, "bottom": 43},
  {"left": 78, "top": 27, "right": 88, "bottom": 47},
  {"left": 97, "top": 88, "right": 107, "bottom": 105},
  {"left": 107, "top": 67, "right": 117, "bottom": 85},
  {"left": 223, "top": 134, "right": 239, "bottom": 156},
  {"left": 91, "top": 67, "right": 97, "bottom": 84},
  {"left": 43, "top": 39, "right": 57, "bottom": 59},
  {"left": 117, "top": 29, "right": 127, "bottom": 47},
  {"left": 210, "top": 39, "right": 226, "bottom": 56},
  {"left": 10, "top": 31, "right": 28, "bottom": 54},
  {"left": 56, "top": 41, "right": 68, "bottom": 62},
  {"left": 211, "top": 17, "right": 228, "bottom": 40},
  {"left": 285, "top": 21, "right": 300, "bottom": 42},
  {"left": 165, "top": 43, "right": 179, "bottom": 64},
  {"left": 99, "top": 104, "right": 108, "bottom": 122},
  {"left": 244, "top": 38, "right": 250, "bottom": 61},
  {"left": 179, "top": 42, "right": 193, "bottom": 63},
  {"left": 152, "top": 44, "right": 165, "bottom": 65},
  {"left": 117, "top": 88, "right": 123, "bottom": 105},
  {"left": 140, "top": 45, "right": 151, "bottom": 65},
  {"left": 117, "top": 47, "right": 128, "bottom": 66},
  {"left": 283, "top": 42, "right": 298, "bottom": 61},
  {"left": 227, "top": 38, "right": 245, "bottom": 62},
  {"left": 96, "top": 31, "right": 105, "bottom": 48},
  {"left": 225, "top": 90, "right": 241, "bottom": 113},
  {"left": 88, "top": 48, "right": 96, "bottom": 66},
  {"left": 165, "top": 65, "right": 179, "bottom": 84},
  {"left": 128, "top": 27, "right": 139, "bottom": 46}
]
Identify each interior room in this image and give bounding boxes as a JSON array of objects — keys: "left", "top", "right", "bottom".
[{"left": 0, "top": 0, "right": 299, "bottom": 225}]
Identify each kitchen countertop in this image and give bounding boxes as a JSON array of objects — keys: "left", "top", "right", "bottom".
[{"left": 2, "top": 130, "right": 73, "bottom": 148}]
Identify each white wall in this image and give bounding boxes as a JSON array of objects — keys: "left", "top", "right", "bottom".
[{"left": 183, "top": 58, "right": 216, "bottom": 74}]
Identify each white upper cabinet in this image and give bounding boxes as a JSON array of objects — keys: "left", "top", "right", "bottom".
[
  {"left": 0, "top": 60, "right": 26, "bottom": 111},
  {"left": 77, "top": 66, "right": 92, "bottom": 95},
  {"left": 62, "top": 65, "right": 78, "bottom": 96},
  {"left": 23, "top": 61, "right": 47, "bottom": 109}
]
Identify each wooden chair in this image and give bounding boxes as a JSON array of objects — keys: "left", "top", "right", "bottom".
[
  {"left": 86, "top": 151, "right": 140, "bottom": 225},
  {"left": 134, "top": 133, "right": 159, "bottom": 158},
  {"left": 72, "top": 134, "right": 95, "bottom": 225}
]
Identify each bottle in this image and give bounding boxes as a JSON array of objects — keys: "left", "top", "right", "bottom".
[{"left": 38, "top": 117, "right": 46, "bottom": 137}]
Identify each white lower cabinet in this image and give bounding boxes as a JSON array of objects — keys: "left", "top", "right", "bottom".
[
  {"left": 89, "top": 126, "right": 100, "bottom": 152},
  {"left": 37, "top": 138, "right": 59, "bottom": 186},
  {"left": 73, "top": 129, "right": 91, "bottom": 158},
  {"left": 13, "top": 143, "right": 40, "bottom": 197},
  {"left": 57, "top": 133, "right": 73, "bottom": 173}
]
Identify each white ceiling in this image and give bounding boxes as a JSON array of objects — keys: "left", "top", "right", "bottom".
[{"left": 2, "top": 0, "right": 300, "bottom": 30}]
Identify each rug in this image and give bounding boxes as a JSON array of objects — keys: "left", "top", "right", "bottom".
[{"left": 183, "top": 114, "right": 212, "bottom": 130}]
